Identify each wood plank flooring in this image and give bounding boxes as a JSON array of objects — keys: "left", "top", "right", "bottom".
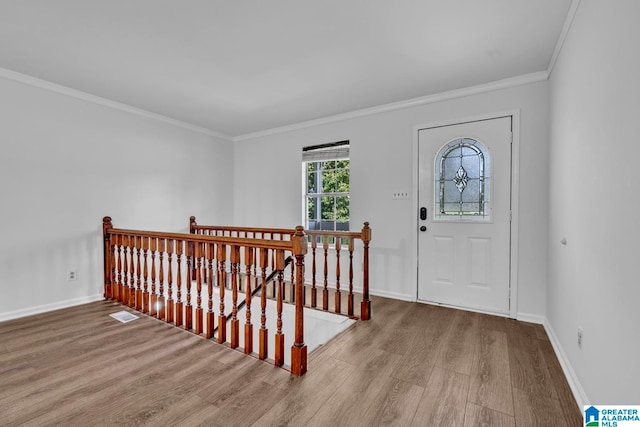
[{"left": 0, "top": 296, "right": 582, "bottom": 426}]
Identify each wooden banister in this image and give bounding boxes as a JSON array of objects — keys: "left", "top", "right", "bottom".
[
  {"left": 103, "top": 216, "right": 310, "bottom": 376},
  {"left": 188, "top": 216, "right": 372, "bottom": 321}
]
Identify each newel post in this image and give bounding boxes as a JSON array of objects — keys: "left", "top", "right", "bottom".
[
  {"left": 189, "top": 215, "right": 197, "bottom": 235},
  {"left": 102, "top": 216, "right": 113, "bottom": 299},
  {"left": 360, "top": 222, "right": 372, "bottom": 320},
  {"left": 290, "top": 225, "right": 308, "bottom": 376}
]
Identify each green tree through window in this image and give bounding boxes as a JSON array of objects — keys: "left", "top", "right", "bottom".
[{"left": 305, "top": 159, "right": 350, "bottom": 231}]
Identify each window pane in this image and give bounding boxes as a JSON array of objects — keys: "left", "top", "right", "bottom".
[
  {"left": 321, "top": 196, "right": 335, "bottom": 220},
  {"left": 320, "top": 221, "right": 336, "bottom": 231},
  {"left": 461, "top": 155, "right": 480, "bottom": 179},
  {"left": 335, "top": 196, "right": 349, "bottom": 222},
  {"left": 443, "top": 156, "right": 460, "bottom": 180},
  {"left": 321, "top": 167, "right": 335, "bottom": 193},
  {"left": 461, "top": 179, "right": 480, "bottom": 203},
  {"left": 442, "top": 202, "right": 462, "bottom": 215},
  {"left": 307, "top": 196, "right": 319, "bottom": 224},
  {"left": 307, "top": 171, "right": 317, "bottom": 193},
  {"left": 461, "top": 203, "right": 481, "bottom": 215}
]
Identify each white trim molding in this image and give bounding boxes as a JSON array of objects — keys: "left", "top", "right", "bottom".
[
  {"left": 547, "top": 0, "right": 582, "bottom": 76},
  {"left": 2, "top": 65, "right": 550, "bottom": 143},
  {"left": 544, "top": 318, "right": 589, "bottom": 410},
  {"left": 516, "top": 312, "right": 545, "bottom": 324},
  {"left": 412, "top": 110, "right": 522, "bottom": 319},
  {"left": 0, "top": 67, "right": 233, "bottom": 141},
  {"left": 0, "top": 294, "right": 104, "bottom": 322},
  {"left": 369, "top": 289, "right": 414, "bottom": 302},
  {"left": 235, "top": 73, "right": 547, "bottom": 141}
]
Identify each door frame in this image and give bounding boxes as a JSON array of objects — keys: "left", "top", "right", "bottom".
[{"left": 412, "top": 110, "right": 521, "bottom": 318}]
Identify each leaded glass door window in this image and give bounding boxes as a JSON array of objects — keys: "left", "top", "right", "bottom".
[{"left": 434, "top": 138, "right": 490, "bottom": 220}]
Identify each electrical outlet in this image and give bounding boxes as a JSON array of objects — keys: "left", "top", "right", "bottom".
[
  {"left": 68, "top": 269, "right": 77, "bottom": 281},
  {"left": 577, "top": 327, "right": 583, "bottom": 347},
  {"left": 392, "top": 191, "right": 410, "bottom": 200}
]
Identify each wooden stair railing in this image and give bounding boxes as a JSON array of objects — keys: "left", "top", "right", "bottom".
[
  {"left": 189, "top": 217, "right": 372, "bottom": 320},
  {"left": 102, "top": 217, "right": 308, "bottom": 376}
]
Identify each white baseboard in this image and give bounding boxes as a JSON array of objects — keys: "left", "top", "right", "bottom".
[
  {"left": 516, "top": 312, "right": 546, "bottom": 324},
  {"left": 0, "top": 294, "right": 104, "bottom": 322},
  {"left": 369, "top": 289, "right": 414, "bottom": 302},
  {"left": 543, "top": 318, "right": 589, "bottom": 410}
]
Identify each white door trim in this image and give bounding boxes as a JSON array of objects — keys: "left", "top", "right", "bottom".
[{"left": 411, "top": 110, "right": 520, "bottom": 318}]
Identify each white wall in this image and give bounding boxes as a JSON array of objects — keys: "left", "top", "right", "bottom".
[
  {"left": 233, "top": 81, "right": 549, "bottom": 318},
  {"left": 0, "top": 77, "right": 234, "bottom": 319},
  {"left": 548, "top": 0, "right": 640, "bottom": 404}
]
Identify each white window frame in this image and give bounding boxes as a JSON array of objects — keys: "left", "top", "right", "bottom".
[{"left": 302, "top": 141, "right": 350, "bottom": 232}]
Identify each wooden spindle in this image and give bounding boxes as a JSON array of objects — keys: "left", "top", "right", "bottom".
[
  {"left": 230, "top": 246, "right": 240, "bottom": 349},
  {"left": 291, "top": 226, "right": 308, "bottom": 376},
  {"left": 121, "top": 235, "right": 128, "bottom": 305},
  {"left": 311, "top": 236, "right": 317, "bottom": 308},
  {"left": 361, "top": 222, "right": 372, "bottom": 320},
  {"left": 175, "top": 240, "right": 184, "bottom": 327},
  {"left": 185, "top": 242, "right": 193, "bottom": 331},
  {"left": 347, "top": 237, "right": 355, "bottom": 317},
  {"left": 206, "top": 243, "right": 215, "bottom": 339},
  {"left": 157, "top": 238, "right": 166, "bottom": 320},
  {"left": 244, "top": 246, "right": 254, "bottom": 354},
  {"left": 201, "top": 240, "right": 208, "bottom": 292},
  {"left": 128, "top": 236, "right": 136, "bottom": 308},
  {"left": 195, "top": 242, "right": 204, "bottom": 335},
  {"left": 270, "top": 250, "right": 276, "bottom": 298},
  {"left": 217, "top": 244, "right": 227, "bottom": 344},
  {"left": 149, "top": 237, "right": 157, "bottom": 317},
  {"left": 334, "top": 237, "right": 341, "bottom": 314},
  {"left": 322, "top": 235, "right": 329, "bottom": 311},
  {"left": 166, "top": 239, "right": 174, "bottom": 323},
  {"left": 259, "top": 248, "right": 269, "bottom": 360},
  {"left": 113, "top": 234, "right": 121, "bottom": 302},
  {"left": 289, "top": 256, "right": 295, "bottom": 303},
  {"left": 142, "top": 237, "right": 149, "bottom": 313},
  {"left": 274, "top": 250, "right": 285, "bottom": 367},
  {"left": 135, "top": 236, "right": 142, "bottom": 310}
]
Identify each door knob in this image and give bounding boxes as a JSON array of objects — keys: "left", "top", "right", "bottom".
[{"left": 420, "top": 226, "right": 427, "bottom": 232}]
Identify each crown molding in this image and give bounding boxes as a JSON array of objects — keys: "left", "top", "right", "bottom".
[
  {"left": 1, "top": 65, "right": 552, "bottom": 143},
  {"left": 234, "top": 71, "right": 548, "bottom": 141},
  {"left": 547, "top": 0, "right": 582, "bottom": 77},
  {"left": 0, "top": 67, "right": 233, "bottom": 141}
]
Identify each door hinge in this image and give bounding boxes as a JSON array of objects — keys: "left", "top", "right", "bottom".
[
  {"left": 510, "top": 132, "right": 513, "bottom": 144},
  {"left": 509, "top": 211, "right": 513, "bottom": 222}
]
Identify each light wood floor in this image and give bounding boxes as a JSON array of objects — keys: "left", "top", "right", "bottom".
[{"left": 0, "top": 296, "right": 582, "bottom": 426}]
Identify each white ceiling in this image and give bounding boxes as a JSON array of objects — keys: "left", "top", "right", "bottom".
[{"left": 0, "top": 0, "right": 572, "bottom": 138}]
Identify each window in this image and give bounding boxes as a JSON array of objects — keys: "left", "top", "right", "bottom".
[
  {"left": 303, "top": 141, "right": 350, "bottom": 231},
  {"left": 434, "top": 138, "right": 490, "bottom": 220}
]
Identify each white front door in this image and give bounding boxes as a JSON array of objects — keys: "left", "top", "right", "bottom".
[{"left": 417, "top": 117, "right": 512, "bottom": 314}]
